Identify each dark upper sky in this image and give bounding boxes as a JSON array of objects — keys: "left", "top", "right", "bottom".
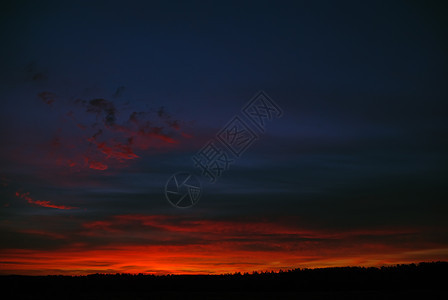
[{"left": 0, "top": 0, "right": 447, "bottom": 274}]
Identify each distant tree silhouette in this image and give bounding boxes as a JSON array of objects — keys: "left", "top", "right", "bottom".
[{"left": 1, "top": 262, "right": 447, "bottom": 299}]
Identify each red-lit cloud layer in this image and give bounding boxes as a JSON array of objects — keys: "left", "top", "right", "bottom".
[
  {"left": 0, "top": 214, "right": 446, "bottom": 275},
  {"left": 38, "top": 92, "right": 189, "bottom": 172}
]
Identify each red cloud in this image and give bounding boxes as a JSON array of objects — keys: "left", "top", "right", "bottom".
[
  {"left": 38, "top": 91, "right": 56, "bottom": 105},
  {"left": 81, "top": 214, "right": 420, "bottom": 241},
  {"left": 36, "top": 91, "right": 191, "bottom": 173},
  {"left": 15, "top": 191, "right": 76, "bottom": 210},
  {"left": 96, "top": 141, "right": 139, "bottom": 160},
  {"left": 18, "top": 229, "right": 66, "bottom": 240},
  {"left": 86, "top": 160, "right": 108, "bottom": 170}
]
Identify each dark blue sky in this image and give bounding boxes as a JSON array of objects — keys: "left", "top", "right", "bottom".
[{"left": 0, "top": 0, "right": 447, "bottom": 274}]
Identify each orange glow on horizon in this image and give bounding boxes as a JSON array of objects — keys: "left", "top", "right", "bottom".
[
  {"left": 1, "top": 214, "right": 447, "bottom": 276},
  {"left": 1, "top": 245, "right": 447, "bottom": 276}
]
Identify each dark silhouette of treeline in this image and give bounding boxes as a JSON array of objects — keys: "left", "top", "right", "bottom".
[{"left": 2, "top": 262, "right": 447, "bottom": 299}]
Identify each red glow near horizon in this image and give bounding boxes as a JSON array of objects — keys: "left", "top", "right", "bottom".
[{"left": 1, "top": 214, "right": 447, "bottom": 275}]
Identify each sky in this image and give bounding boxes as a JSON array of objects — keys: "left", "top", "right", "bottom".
[{"left": 0, "top": 0, "right": 447, "bottom": 275}]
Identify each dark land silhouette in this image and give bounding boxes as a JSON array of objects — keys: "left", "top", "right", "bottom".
[{"left": 2, "top": 262, "right": 447, "bottom": 299}]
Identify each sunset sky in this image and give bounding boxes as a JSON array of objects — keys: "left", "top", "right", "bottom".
[{"left": 0, "top": 0, "right": 447, "bottom": 275}]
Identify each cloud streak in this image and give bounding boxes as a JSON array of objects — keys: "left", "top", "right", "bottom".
[{"left": 15, "top": 191, "right": 76, "bottom": 210}]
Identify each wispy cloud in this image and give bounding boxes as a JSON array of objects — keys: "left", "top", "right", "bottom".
[{"left": 15, "top": 191, "right": 76, "bottom": 210}]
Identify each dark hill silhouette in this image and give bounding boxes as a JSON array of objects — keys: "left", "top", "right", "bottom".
[{"left": 2, "top": 262, "right": 447, "bottom": 299}]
